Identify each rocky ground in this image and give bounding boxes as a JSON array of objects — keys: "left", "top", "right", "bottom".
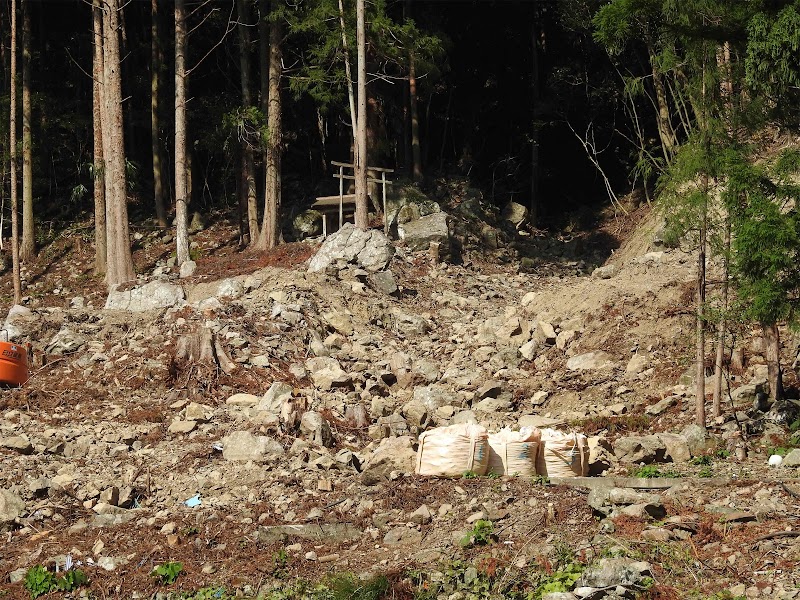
[{"left": 1, "top": 188, "right": 800, "bottom": 600}]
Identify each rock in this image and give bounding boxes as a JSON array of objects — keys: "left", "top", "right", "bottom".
[
  {"left": 1, "top": 436, "right": 33, "bottom": 455},
  {"left": 383, "top": 527, "right": 423, "bottom": 546},
  {"left": 658, "top": 433, "right": 691, "bottom": 462},
  {"left": 397, "top": 212, "right": 451, "bottom": 256},
  {"left": 681, "top": 424, "right": 711, "bottom": 457},
  {"left": 184, "top": 402, "right": 214, "bottom": 422},
  {"left": 782, "top": 448, "right": 800, "bottom": 467},
  {"left": 292, "top": 209, "right": 323, "bottom": 239},
  {"left": 625, "top": 353, "right": 650, "bottom": 376},
  {"left": 45, "top": 328, "right": 87, "bottom": 355},
  {"left": 519, "top": 339, "right": 538, "bottom": 360},
  {"left": 645, "top": 396, "right": 677, "bottom": 416},
  {"left": 308, "top": 223, "right": 394, "bottom": 273},
  {"left": 168, "top": 420, "right": 197, "bottom": 434},
  {"left": 592, "top": 264, "right": 618, "bottom": 279},
  {"left": 0, "top": 489, "right": 25, "bottom": 530},
  {"left": 188, "top": 211, "right": 206, "bottom": 233},
  {"left": 221, "top": 431, "right": 285, "bottom": 462},
  {"left": 588, "top": 487, "right": 663, "bottom": 515},
  {"left": 541, "top": 594, "right": 577, "bottom": 600},
  {"left": 360, "top": 436, "right": 417, "bottom": 486},
  {"left": 534, "top": 321, "right": 557, "bottom": 345},
  {"left": 566, "top": 351, "right": 616, "bottom": 371},
  {"left": 306, "top": 357, "right": 352, "bottom": 390},
  {"left": 577, "top": 558, "right": 652, "bottom": 588},
  {"left": 501, "top": 201, "right": 529, "bottom": 227},
  {"left": 226, "top": 393, "right": 260, "bottom": 407},
  {"left": 369, "top": 270, "right": 398, "bottom": 296},
  {"left": 613, "top": 435, "right": 667, "bottom": 464},
  {"left": 409, "top": 504, "right": 432, "bottom": 525},
  {"left": 413, "top": 385, "right": 459, "bottom": 412},
  {"left": 3, "top": 304, "right": 34, "bottom": 341},
  {"left": 179, "top": 260, "right": 197, "bottom": 278},
  {"left": 257, "top": 381, "right": 294, "bottom": 413},
  {"left": 255, "top": 523, "right": 362, "bottom": 544},
  {"left": 105, "top": 280, "right": 185, "bottom": 311},
  {"left": 300, "top": 411, "right": 334, "bottom": 447}
]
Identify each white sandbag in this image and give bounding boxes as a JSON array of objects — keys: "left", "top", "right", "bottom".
[
  {"left": 536, "top": 428, "right": 589, "bottom": 478},
  {"left": 487, "top": 427, "right": 541, "bottom": 477},
  {"left": 415, "top": 423, "right": 489, "bottom": 477}
]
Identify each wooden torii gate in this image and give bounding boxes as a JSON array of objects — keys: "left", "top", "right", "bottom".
[{"left": 312, "top": 161, "right": 394, "bottom": 236}]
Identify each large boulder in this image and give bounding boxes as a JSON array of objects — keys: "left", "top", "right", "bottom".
[
  {"left": 105, "top": 280, "right": 185, "bottom": 311},
  {"left": 221, "top": 431, "right": 285, "bottom": 462},
  {"left": 3, "top": 305, "right": 36, "bottom": 341},
  {"left": 613, "top": 435, "right": 667, "bottom": 464},
  {"left": 397, "top": 212, "right": 451, "bottom": 255},
  {"left": 308, "top": 223, "right": 394, "bottom": 273},
  {"left": 501, "top": 201, "right": 529, "bottom": 228},
  {"left": 292, "top": 209, "right": 323, "bottom": 239},
  {"left": 384, "top": 186, "right": 441, "bottom": 230},
  {"left": 360, "top": 436, "right": 417, "bottom": 486},
  {"left": 305, "top": 357, "right": 352, "bottom": 390},
  {"left": 566, "top": 351, "right": 617, "bottom": 371}
]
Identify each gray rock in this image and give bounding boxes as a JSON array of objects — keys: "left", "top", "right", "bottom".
[
  {"left": 188, "top": 211, "right": 206, "bottom": 233},
  {"left": 0, "top": 489, "right": 25, "bottom": 530},
  {"left": 369, "top": 270, "right": 398, "bottom": 296},
  {"left": 534, "top": 321, "right": 557, "bottom": 345},
  {"left": 1, "top": 436, "right": 33, "bottom": 455},
  {"left": 501, "top": 201, "right": 529, "bottom": 227},
  {"left": 577, "top": 558, "right": 652, "bottom": 588},
  {"left": 221, "top": 431, "right": 285, "bottom": 462},
  {"left": 592, "top": 264, "right": 619, "bottom": 279},
  {"left": 292, "top": 209, "right": 323, "bottom": 239},
  {"left": 2, "top": 304, "right": 34, "bottom": 341},
  {"left": 383, "top": 526, "right": 423, "bottom": 545},
  {"left": 397, "top": 212, "right": 451, "bottom": 255},
  {"left": 308, "top": 223, "right": 394, "bottom": 273},
  {"left": 413, "top": 385, "right": 458, "bottom": 412},
  {"left": 612, "top": 435, "right": 667, "bottom": 464},
  {"left": 566, "top": 351, "right": 616, "bottom": 371},
  {"left": 258, "top": 381, "right": 294, "bottom": 413},
  {"left": 658, "top": 432, "right": 691, "bottom": 462},
  {"left": 360, "top": 436, "right": 417, "bottom": 486},
  {"left": 305, "top": 357, "right": 352, "bottom": 390},
  {"left": 541, "top": 594, "right": 577, "bottom": 600},
  {"left": 255, "top": 523, "right": 362, "bottom": 544},
  {"left": 782, "top": 448, "right": 800, "bottom": 467},
  {"left": 179, "top": 260, "right": 197, "bottom": 278},
  {"left": 625, "top": 353, "right": 650, "bottom": 376},
  {"left": 45, "top": 328, "right": 87, "bottom": 355},
  {"left": 105, "top": 280, "right": 185, "bottom": 311},
  {"left": 300, "top": 411, "right": 334, "bottom": 447},
  {"left": 680, "top": 424, "right": 711, "bottom": 457},
  {"left": 645, "top": 396, "right": 677, "bottom": 416}
]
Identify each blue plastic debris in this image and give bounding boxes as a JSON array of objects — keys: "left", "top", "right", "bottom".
[{"left": 184, "top": 493, "right": 202, "bottom": 508}]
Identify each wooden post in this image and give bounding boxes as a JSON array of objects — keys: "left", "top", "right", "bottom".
[{"left": 338, "top": 164, "right": 344, "bottom": 229}]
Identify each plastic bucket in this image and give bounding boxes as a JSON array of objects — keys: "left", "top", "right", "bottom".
[{"left": 0, "top": 340, "right": 30, "bottom": 386}]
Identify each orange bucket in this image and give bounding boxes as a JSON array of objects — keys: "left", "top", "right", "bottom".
[{"left": 0, "top": 340, "right": 30, "bottom": 386}]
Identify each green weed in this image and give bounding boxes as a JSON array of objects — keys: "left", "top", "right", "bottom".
[
  {"left": 460, "top": 520, "right": 495, "bottom": 547},
  {"left": 152, "top": 561, "right": 184, "bottom": 585}
]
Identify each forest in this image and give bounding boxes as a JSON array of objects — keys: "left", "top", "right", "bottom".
[{"left": 2, "top": 0, "right": 800, "bottom": 425}]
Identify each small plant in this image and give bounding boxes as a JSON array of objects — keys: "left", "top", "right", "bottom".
[
  {"left": 690, "top": 455, "right": 713, "bottom": 466},
  {"left": 460, "top": 519, "right": 495, "bottom": 547},
  {"left": 486, "top": 471, "right": 501, "bottom": 479},
  {"left": 533, "top": 562, "right": 584, "bottom": 598},
  {"left": 272, "top": 549, "right": 290, "bottom": 579},
  {"left": 24, "top": 566, "right": 57, "bottom": 599},
  {"left": 698, "top": 466, "right": 713, "bottom": 478},
  {"left": 23, "top": 565, "right": 88, "bottom": 599},
  {"left": 462, "top": 470, "right": 478, "bottom": 479},
  {"left": 631, "top": 465, "right": 680, "bottom": 478},
  {"left": 532, "top": 475, "right": 550, "bottom": 486},
  {"left": 152, "top": 561, "right": 183, "bottom": 585}
]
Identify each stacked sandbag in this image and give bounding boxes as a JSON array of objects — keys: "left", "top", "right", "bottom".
[
  {"left": 537, "top": 428, "right": 589, "bottom": 478},
  {"left": 487, "top": 427, "right": 541, "bottom": 477},
  {"left": 415, "top": 423, "right": 489, "bottom": 477}
]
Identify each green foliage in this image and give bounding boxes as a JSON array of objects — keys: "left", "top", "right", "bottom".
[
  {"left": 631, "top": 464, "right": 681, "bottom": 478},
  {"left": 532, "top": 475, "right": 550, "bottom": 486},
  {"left": 152, "top": 561, "right": 184, "bottom": 585},
  {"left": 530, "top": 561, "right": 584, "bottom": 599},
  {"left": 321, "top": 573, "right": 389, "bottom": 600},
  {"left": 24, "top": 566, "right": 88, "bottom": 599},
  {"left": 690, "top": 455, "right": 712, "bottom": 466},
  {"left": 697, "top": 466, "right": 713, "bottom": 478},
  {"left": 462, "top": 470, "right": 478, "bottom": 479},
  {"left": 460, "top": 520, "right": 495, "bottom": 548},
  {"left": 24, "top": 566, "right": 58, "bottom": 599}
]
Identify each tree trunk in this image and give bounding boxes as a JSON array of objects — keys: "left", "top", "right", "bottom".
[
  {"left": 695, "top": 201, "right": 707, "bottom": 427},
  {"left": 712, "top": 220, "right": 730, "bottom": 418},
  {"left": 354, "top": 0, "right": 368, "bottom": 229},
  {"left": 763, "top": 321, "right": 784, "bottom": 402},
  {"left": 10, "top": 0, "right": 21, "bottom": 304},
  {"left": 409, "top": 52, "right": 422, "bottom": 182},
  {"left": 93, "top": 0, "right": 106, "bottom": 275},
  {"left": 151, "top": 0, "right": 167, "bottom": 228},
  {"left": 237, "top": 0, "right": 258, "bottom": 245},
  {"left": 258, "top": 12, "right": 281, "bottom": 250},
  {"left": 102, "top": 0, "right": 135, "bottom": 287},
  {"left": 20, "top": 0, "right": 34, "bottom": 262},
  {"left": 174, "top": 0, "right": 189, "bottom": 266},
  {"left": 338, "top": 0, "right": 357, "bottom": 150}
]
